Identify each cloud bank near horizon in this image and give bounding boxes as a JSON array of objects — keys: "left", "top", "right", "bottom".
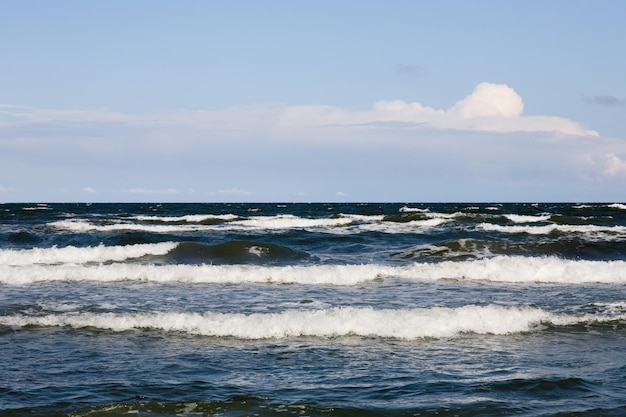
[
  {"left": 0, "top": 82, "right": 598, "bottom": 138},
  {"left": 0, "top": 82, "right": 624, "bottom": 202}
]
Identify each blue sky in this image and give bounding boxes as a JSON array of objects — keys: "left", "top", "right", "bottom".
[{"left": 1, "top": 0, "right": 625, "bottom": 202}]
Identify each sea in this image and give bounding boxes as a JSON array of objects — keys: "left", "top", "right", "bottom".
[{"left": 2, "top": 202, "right": 626, "bottom": 417}]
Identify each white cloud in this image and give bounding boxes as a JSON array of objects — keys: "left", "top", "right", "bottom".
[
  {"left": 578, "top": 148, "right": 626, "bottom": 183},
  {"left": 1, "top": 82, "right": 618, "bottom": 202},
  {"left": 0, "top": 82, "right": 599, "bottom": 140},
  {"left": 450, "top": 82, "right": 524, "bottom": 118},
  {"left": 370, "top": 82, "right": 598, "bottom": 136},
  {"left": 82, "top": 186, "right": 96, "bottom": 193},
  {"left": 603, "top": 153, "right": 626, "bottom": 178}
]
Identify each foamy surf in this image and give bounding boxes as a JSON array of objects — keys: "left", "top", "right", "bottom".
[
  {"left": 503, "top": 214, "right": 551, "bottom": 223},
  {"left": 47, "top": 214, "right": 449, "bottom": 234},
  {"left": 131, "top": 214, "right": 239, "bottom": 223},
  {"left": 477, "top": 222, "right": 626, "bottom": 235},
  {"left": 4, "top": 202, "right": 626, "bottom": 416},
  {"left": 1, "top": 305, "right": 622, "bottom": 340},
  {"left": 2, "top": 256, "right": 626, "bottom": 285},
  {"left": 0, "top": 242, "right": 178, "bottom": 266}
]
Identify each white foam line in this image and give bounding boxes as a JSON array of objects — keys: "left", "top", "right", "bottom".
[
  {"left": 2, "top": 256, "right": 626, "bottom": 285},
  {"left": 503, "top": 214, "right": 551, "bottom": 223},
  {"left": 132, "top": 214, "right": 239, "bottom": 222},
  {"left": 478, "top": 223, "right": 626, "bottom": 235},
  {"left": 0, "top": 242, "right": 178, "bottom": 266},
  {"left": 608, "top": 203, "right": 626, "bottom": 210},
  {"left": 2, "top": 305, "right": 623, "bottom": 340}
]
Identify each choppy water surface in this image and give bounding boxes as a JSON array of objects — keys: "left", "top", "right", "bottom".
[{"left": 2, "top": 203, "right": 626, "bottom": 416}]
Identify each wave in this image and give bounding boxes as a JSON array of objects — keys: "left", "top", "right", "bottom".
[
  {"left": 131, "top": 213, "right": 239, "bottom": 223},
  {"left": 0, "top": 242, "right": 178, "bottom": 266},
  {"left": 48, "top": 215, "right": 357, "bottom": 233},
  {"left": 503, "top": 214, "right": 551, "bottom": 223},
  {"left": 22, "top": 204, "right": 51, "bottom": 211},
  {"left": 394, "top": 238, "right": 626, "bottom": 261},
  {"left": 48, "top": 214, "right": 448, "bottom": 235},
  {"left": 48, "top": 219, "right": 208, "bottom": 233},
  {"left": 1, "top": 305, "right": 623, "bottom": 340},
  {"left": 238, "top": 214, "right": 359, "bottom": 229},
  {"left": 389, "top": 211, "right": 563, "bottom": 227},
  {"left": 2, "top": 256, "right": 626, "bottom": 285},
  {"left": 45, "top": 209, "right": 621, "bottom": 237},
  {"left": 358, "top": 217, "right": 450, "bottom": 233},
  {"left": 478, "top": 223, "right": 626, "bottom": 236},
  {"left": 163, "top": 241, "right": 310, "bottom": 265},
  {"left": 608, "top": 203, "right": 626, "bottom": 210},
  {"left": 0, "top": 241, "right": 308, "bottom": 267}
]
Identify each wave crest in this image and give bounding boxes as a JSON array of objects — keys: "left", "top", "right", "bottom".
[
  {"left": 2, "top": 305, "right": 623, "bottom": 340},
  {"left": 163, "top": 241, "right": 310, "bottom": 265},
  {"left": 2, "top": 256, "right": 626, "bottom": 285}
]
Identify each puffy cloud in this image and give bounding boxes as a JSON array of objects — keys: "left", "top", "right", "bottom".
[
  {"left": 450, "top": 82, "right": 524, "bottom": 118},
  {"left": 370, "top": 82, "right": 598, "bottom": 136},
  {"left": 578, "top": 149, "right": 626, "bottom": 183},
  {"left": 82, "top": 187, "right": 96, "bottom": 193}
]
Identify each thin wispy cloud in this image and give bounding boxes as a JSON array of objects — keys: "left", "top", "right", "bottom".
[
  {"left": 395, "top": 63, "right": 423, "bottom": 76},
  {"left": 583, "top": 94, "right": 625, "bottom": 107}
]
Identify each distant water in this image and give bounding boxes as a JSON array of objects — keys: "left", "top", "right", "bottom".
[{"left": 2, "top": 202, "right": 626, "bottom": 416}]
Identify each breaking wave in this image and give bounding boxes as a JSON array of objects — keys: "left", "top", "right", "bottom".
[
  {"left": 2, "top": 305, "right": 623, "bottom": 340},
  {"left": 2, "top": 255, "right": 626, "bottom": 285},
  {"left": 0, "top": 242, "right": 178, "bottom": 266}
]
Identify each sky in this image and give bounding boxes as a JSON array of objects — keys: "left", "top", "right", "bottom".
[{"left": 1, "top": 0, "right": 625, "bottom": 202}]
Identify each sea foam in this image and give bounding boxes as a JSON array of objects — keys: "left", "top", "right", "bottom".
[
  {"left": 1, "top": 305, "right": 622, "bottom": 340},
  {"left": 2, "top": 255, "right": 625, "bottom": 285},
  {"left": 503, "top": 214, "right": 551, "bottom": 223},
  {"left": 0, "top": 242, "right": 177, "bottom": 266},
  {"left": 48, "top": 214, "right": 446, "bottom": 235},
  {"left": 478, "top": 223, "right": 626, "bottom": 235},
  {"left": 131, "top": 214, "right": 239, "bottom": 223}
]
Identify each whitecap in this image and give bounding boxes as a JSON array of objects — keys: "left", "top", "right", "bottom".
[
  {"left": 0, "top": 242, "right": 178, "bottom": 266},
  {"left": 1, "top": 305, "right": 622, "bottom": 340},
  {"left": 477, "top": 222, "right": 626, "bottom": 236},
  {"left": 2, "top": 256, "right": 626, "bottom": 285},
  {"left": 503, "top": 214, "right": 551, "bottom": 223}
]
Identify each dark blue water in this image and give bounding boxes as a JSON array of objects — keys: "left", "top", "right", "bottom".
[{"left": 2, "top": 203, "right": 626, "bottom": 416}]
